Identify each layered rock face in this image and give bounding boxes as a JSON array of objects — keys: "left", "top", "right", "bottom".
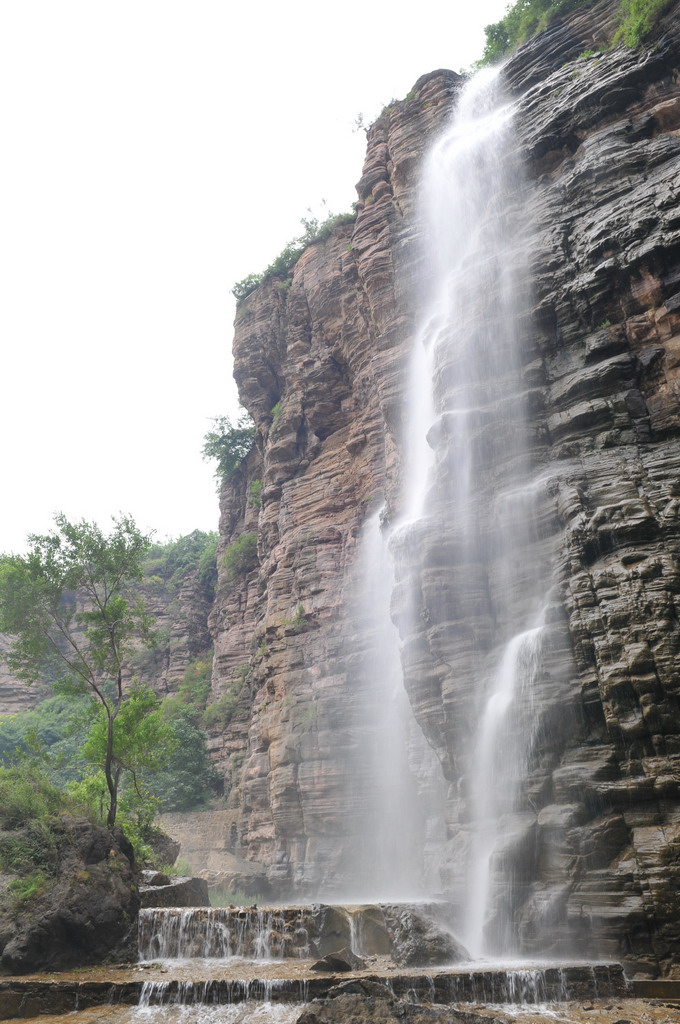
[
  {"left": 210, "top": 0, "right": 680, "bottom": 975},
  {"left": 207, "top": 68, "right": 460, "bottom": 894}
]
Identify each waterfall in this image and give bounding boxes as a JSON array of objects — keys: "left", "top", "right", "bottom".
[
  {"left": 464, "top": 620, "right": 544, "bottom": 956},
  {"left": 139, "top": 908, "right": 311, "bottom": 961},
  {"left": 388, "top": 65, "right": 560, "bottom": 956},
  {"left": 344, "top": 510, "right": 447, "bottom": 900}
]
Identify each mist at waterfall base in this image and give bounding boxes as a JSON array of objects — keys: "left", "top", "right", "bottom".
[{"left": 341, "top": 66, "right": 573, "bottom": 960}]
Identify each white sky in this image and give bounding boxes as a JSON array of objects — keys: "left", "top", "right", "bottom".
[{"left": 0, "top": 0, "right": 509, "bottom": 554}]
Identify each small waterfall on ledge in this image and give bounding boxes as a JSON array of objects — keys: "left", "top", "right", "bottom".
[
  {"left": 386, "top": 66, "right": 566, "bottom": 957},
  {"left": 138, "top": 907, "right": 312, "bottom": 961}
]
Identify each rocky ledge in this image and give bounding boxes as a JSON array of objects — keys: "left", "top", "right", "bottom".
[
  {"left": 0, "top": 961, "right": 628, "bottom": 1019},
  {"left": 138, "top": 871, "right": 209, "bottom": 909}
]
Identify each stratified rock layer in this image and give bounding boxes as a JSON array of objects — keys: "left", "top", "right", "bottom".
[
  {"left": 207, "top": 67, "right": 461, "bottom": 896},
  {"left": 208, "top": 0, "right": 680, "bottom": 976}
]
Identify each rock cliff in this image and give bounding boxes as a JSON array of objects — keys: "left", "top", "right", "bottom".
[{"left": 209, "top": 0, "right": 680, "bottom": 977}]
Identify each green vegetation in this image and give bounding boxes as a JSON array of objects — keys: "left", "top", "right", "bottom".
[
  {"left": 170, "top": 656, "right": 213, "bottom": 711},
  {"left": 122, "top": 654, "right": 217, "bottom": 815},
  {"left": 283, "top": 605, "right": 308, "bottom": 634},
  {"left": 162, "top": 857, "right": 193, "bottom": 877},
  {"left": 0, "top": 653, "right": 219, "bottom": 823},
  {"left": 9, "top": 871, "right": 50, "bottom": 909},
  {"left": 203, "top": 682, "right": 243, "bottom": 731},
  {"left": 0, "top": 762, "right": 68, "bottom": 830},
  {"left": 0, "top": 762, "right": 81, "bottom": 911},
  {"left": 248, "top": 479, "right": 263, "bottom": 510},
  {"left": 0, "top": 694, "right": 93, "bottom": 785},
  {"left": 222, "top": 533, "right": 259, "bottom": 581},
  {"left": 378, "top": 98, "right": 400, "bottom": 118},
  {"left": 79, "top": 684, "right": 176, "bottom": 801},
  {"left": 145, "top": 709, "right": 219, "bottom": 813},
  {"left": 0, "top": 517, "right": 222, "bottom": 869},
  {"left": 202, "top": 414, "right": 255, "bottom": 482},
  {"left": 478, "top": 0, "right": 590, "bottom": 65},
  {"left": 209, "top": 885, "right": 263, "bottom": 907},
  {"left": 477, "top": 0, "right": 670, "bottom": 65},
  {"left": 144, "top": 531, "right": 218, "bottom": 603},
  {"left": 613, "top": 0, "right": 673, "bottom": 46},
  {"left": 0, "top": 514, "right": 158, "bottom": 827},
  {"left": 270, "top": 401, "right": 282, "bottom": 427},
  {"left": 232, "top": 210, "right": 357, "bottom": 303}
]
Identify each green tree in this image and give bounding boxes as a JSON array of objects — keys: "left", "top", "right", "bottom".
[
  {"left": 0, "top": 514, "right": 156, "bottom": 827},
  {"left": 202, "top": 414, "right": 255, "bottom": 481},
  {"left": 80, "top": 684, "right": 175, "bottom": 798}
]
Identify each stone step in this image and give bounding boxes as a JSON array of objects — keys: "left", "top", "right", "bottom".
[
  {"left": 138, "top": 902, "right": 462, "bottom": 964},
  {"left": 0, "top": 961, "right": 628, "bottom": 1019},
  {"left": 630, "top": 979, "right": 680, "bottom": 1000}
]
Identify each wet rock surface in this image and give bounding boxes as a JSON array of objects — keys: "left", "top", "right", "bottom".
[
  {"left": 139, "top": 875, "right": 209, "bottom": 909},
  {"left": 137, "top": 902, "right": 462, "bottom": 963},
  {"left": 204, "top": 0, "right": 680, "bottom": 977},
  {"left": 0, "top": 959, "right": 630, "bottom": 1018},
  {"left": 381, "top": 906, "right": 469, "bottom": 968},
  {"left": 0, "top": 818, "right": 138, "bottom": 976},
  {"left": 1, "top": 1001, "right": 678, "bottom": 1024},
  {"left": 296, "top": 996, "right": 680, "bottom": 1024}
]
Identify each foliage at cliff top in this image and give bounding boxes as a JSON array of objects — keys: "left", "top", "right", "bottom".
[
  {"left": 202, "top": 413, "right": 255, "bottom": 481},
  {"left": 232, "top": 210, "right": 356, "bottom": 303},
  {"left": 478, "top": 0, "right": 672, "bottom": 65}
]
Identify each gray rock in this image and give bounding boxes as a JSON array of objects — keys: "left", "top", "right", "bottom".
[
  {"left": 139, "top": 875, "right": 209, "bottom": 908},
  {"left": 140, "top": 869, "right": 171, "bottom": 887},
  {"left": 310, "top": 947, "right": 367, "bottom": 973},
  {"left": 381, "top": 905, "right": 469, "bottom": 967}
]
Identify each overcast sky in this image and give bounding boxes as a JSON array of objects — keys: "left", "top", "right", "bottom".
[{"left": 0, "top": 0, "right": 509, "bottom": 554}]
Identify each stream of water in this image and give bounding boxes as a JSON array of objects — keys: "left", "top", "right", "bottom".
[{"left": 369, "top": 65, "right": 559, "bottom": 956}]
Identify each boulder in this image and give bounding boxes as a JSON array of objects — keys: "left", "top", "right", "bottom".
[
  {"left": 381, "top": 904, "right": 469, "bottom": 968},
  {"left": 140, "top": 870, "right": 171, "bottom": 887},
  {"left": 0, "top": 817, "right": 138, "bottom": 975},
  {"left": 143, "top": 828, "right": 180, "bottom": 869},
  {"left": 310, "top": 947, "right": 367, "bottom": 972},
  {"left": 139, "top": 875, "right": 209, "bottom": 908}
]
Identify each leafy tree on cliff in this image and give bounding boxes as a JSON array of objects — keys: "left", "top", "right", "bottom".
[
  {"left": 0, "top": 513, "right": 162, "bottom": 827},
  {"left": 202, "top": 413, "right": 255, "bottom": 481}
]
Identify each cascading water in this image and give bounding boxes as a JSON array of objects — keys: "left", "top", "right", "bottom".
[
  {"left": 346, "top": 509, "right": 447, "bottom": 900},
  {"left": 464, "top": 620, "right": 544, "bottom": 956},
  {"left": 388, "top": 65, "right": 564, "bottom": 957}
]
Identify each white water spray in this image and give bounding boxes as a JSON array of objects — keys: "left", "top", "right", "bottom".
[
  {"left": 347, "top": 509, "right": 446, "bottom": 899},
  {"left": 465, "top": 621, "right": 544, "bottom": 957},
  {"left": 392, "top": 66, "right": 557, "bottom": 955}
]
